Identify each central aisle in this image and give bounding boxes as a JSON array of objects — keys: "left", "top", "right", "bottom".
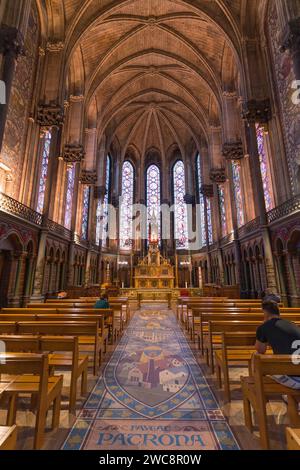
[{"left": 63, "top": 305, "right": 239, "bottom": 450}]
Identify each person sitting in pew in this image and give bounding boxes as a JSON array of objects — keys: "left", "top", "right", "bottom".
[
  {"left": 261, "top": 288, "right": 281, "bottom": 304},
  {"left": 255, "top": 301, "right": 300, "bottom": 390},
  {"left": 94, "top": 294, "right": 110, "bottom": 309}
]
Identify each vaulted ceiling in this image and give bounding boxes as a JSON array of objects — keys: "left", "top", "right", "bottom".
[{"left": 46, "top": 0, "right": 263, "bottom": 159}]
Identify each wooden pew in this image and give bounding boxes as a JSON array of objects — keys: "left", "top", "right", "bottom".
[
  {"left": 16, "top": 322, "right": 101, "bottom": 376},
  {"left": 192, "top": 309, "right": 300, "bottom": 351},
  {"left": 0, "top": 353, "right": 63, "bottom": 449},
  {"left": 0, "top": 335, "right": 89, "bottom": 414},
  {"left": 18, "top": 305, "right": 122, "bottom": 342},
  {"left": 204, "top": 316, "right": 300, "bottom": 372},
  {"left": 214, "top": 332, "right": 260, "bottom": 402},
  {"left": 0, "top": 425, "right": 17, "bottom": 450},
  {"left": 182, "top": 301, "right": 264, "bottom": 328},
  {"left": 1, "top": 308, "right": 112, "bottom": 345},
  {"left": 204, "top": 320, "right": 261, "bottom": 373},
  {"left": 286, "top": 427, "right": 300, "bottom": 450},
  {"left": 241, "top": 354, "right": 300, "bottom": 450}
]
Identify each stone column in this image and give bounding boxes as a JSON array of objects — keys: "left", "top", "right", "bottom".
[
  {"left": 242, "top": 99, "right": 277, "bottom": 290},
  {"left": 36, "top": 104, "right": 64, "bottom": 221},
  {"left": 31, "top": 230, "right": 47, "bottom": 300},
  {"left": 0, "top": 25, "right": 24, "bottom": 152},
  {"left": 210, "top": 168, "right": 227, "bottom": 285},
  {"left": 200, "top": 184, "right": 214, "bottom": 283},
  {"left": 222, "top": 141, "right": 244, "bottom": 287}
]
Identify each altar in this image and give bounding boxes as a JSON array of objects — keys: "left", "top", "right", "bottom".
[
  {"left": 134, "top": 242, "right": 174, "bottom": 289},
  {"left": 132, "top": 211, "right": 175, "bottom": 289}
]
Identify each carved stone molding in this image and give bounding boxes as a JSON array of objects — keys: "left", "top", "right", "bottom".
[
  {"left": 280, "top": 17, "right": 300, "bottom": 55},
  {"left": 63, "top": 143, "right": 85, "bottom": 163},
  {"left": 242, "top": 99, "right": 272, "bottom": 124},
  {"left": 46, "top": 41, "right": 64, "bottom": 53},
  {"left": 210, "top": 168, "right": 227, "bottom": 183},
  {"left": 200, "top": 184, "right": 214, "bottom": 198},
  {"left": 222, "top": 141, "right": 244, "bottom": 160},
  {"left": 80, "top": 170, "right": 97, "bottom": 185},
  {"left": 94, "top": 185, "right": 106, "bottom": 200},
  {"left": 69, "top": 94, "right": 84, "bottom": 103},
  {"left": 37, "top": 103, "right": 64, "bottom": 128},
  {"left": 184, "top": 193, "right": 195, "bottom": 205},
  {"left": 0, "top": 25, "right": 24, "bottom": 57}
]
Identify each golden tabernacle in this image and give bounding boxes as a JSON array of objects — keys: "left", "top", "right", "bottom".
[{"left": 134, "top": 212, "right": 175, "bottom": 289}]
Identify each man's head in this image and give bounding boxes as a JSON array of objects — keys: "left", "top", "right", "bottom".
[
  {"left": 262, "top": 300, "right": 280, "bottom": 321},
  {"left": 101, "top": 294, "right": 108, "bottom": 301}
]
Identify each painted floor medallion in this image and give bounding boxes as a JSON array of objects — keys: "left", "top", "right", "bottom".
[{"left": 62, "top": 305, "right": 239, "bottom": 450}]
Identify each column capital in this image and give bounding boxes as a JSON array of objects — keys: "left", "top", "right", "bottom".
[
  {"left": 241, "top": 99, "right": 272, "bottom": 124},
  {"left": 46, "top": 41, "right": 64, "bottom": 53},
  {"left": 63, "top": 143, "right": 85, "bottom": 163},
  {"left": 37, "top": 103, "right": 64, "bottom": 128},
  {"left": 222, "top": 140, "right": 244, "bottom": 160},
  {"left": 209, "top": 168, "right": 227, "bottom": 183},
  {"left": 80, "top": 169, "right": 97, "bottom": 185},
  {"left": 0, "top": 25, "right": 24, "bottom": 57},
  {"left": 280, "top": 17, "right": 300, "bottom": 54},
  {"left": 200, "top": 184, "right": 214, "bottom": 198}
]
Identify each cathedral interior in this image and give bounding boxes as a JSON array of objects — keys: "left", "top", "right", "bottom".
[{"left": 0, "top": 0, "right": 300, "bottom": 453}]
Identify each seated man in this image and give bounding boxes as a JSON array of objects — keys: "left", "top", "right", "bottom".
[
  {"left": 255, "top": 301, "right": 300, "bottom": 389},
  {"left": 94, "top": 294, "right": 110, "bottom": 309}
]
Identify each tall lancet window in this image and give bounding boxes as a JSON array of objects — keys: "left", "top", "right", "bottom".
[
  {"left": 102, "top": 155, "right": 111, "bottom": 245},
  {"left": 256, "top": 124, "right": 274, "bottom": 211},
  {"left": 232, "top": 160, "right": 245, "bottom": 227},
  {"left": 196, "top": 153, "right": 212, "bottom": 246},
  {"left": 218, "top": 185, "right": 227, "bottom": 236},
  {"left": 81, "top": 185, "right": 90, "bottom": 240},
  {"left": 37, "top": 129, "right": 52, "bottom": 213},
  {"left": 120, "top": 161, "right": 134, "bottom": 249},
  {"left": 173, "top": 160, "right": 189, "bottom": 249},
  {"left": 64, "top": 164, "right": 75, "bottom": 230},
  {"left": 146, "top": 165, "right": 161, "bottom": 242}
]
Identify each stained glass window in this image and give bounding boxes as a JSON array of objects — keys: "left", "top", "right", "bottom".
[
  {"left": 146, "top": 165, "right": 161, "bottom": 242},
  {"left": 232, "top": 160, "right": 244, "bottom": 227},
  {"left": 95, "top": 199, "right": 102, "bottom": 245},
  {"left": 173, "top": 160, "right": 189, "bottom": 249},
  {"left": 37, "top": 129, "right": 52, "bottom": 213},
  {"left": 256, "top": 124, "right": 274, "bottom": 211},
  {"left": 218, "top": 185, "right": 227, "bottom": 236},
  {"left": 64, "top": 163, "right": 75, "bottom": 229},
  {"left": 196, "top": 154, "right": 207, "bottom": 247},
  {"left": 81, "top": 185, "right": 90, "bottom": 240},
  {"left": 206, "top": 197, "right": 213, "bottom": 245},
  {"left": 120, "top": 161, "right": 134, "bottom": 249}
]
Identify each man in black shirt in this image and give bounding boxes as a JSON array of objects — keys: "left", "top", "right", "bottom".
[{"left": 255, "top": 301, "right": 300, "bottom": 389}]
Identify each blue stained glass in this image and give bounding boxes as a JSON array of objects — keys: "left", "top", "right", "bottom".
[
  {"left": 232, "top": 160, "right": 244, "bottom": 227},
  {"left": 81, "top": 185, "right": 90, "bottom": 240},
  {"left": 218, "top": 185, "right": 227, "bottom": 236},
  {"left": 120, "top": 161, "right": 134, "bottom": 249},
  {"left": 64, "top": 164, "right": 75, "bottom": 229},
  {"left": 173, "top": 160, "right": 188, "bottom": 249},
  {"left": 256, "top": 124, "right": 274, "bottom": 212},
  {"left": 147, "top": 165, "right": 161, "bottom": 242},
  {"left": 37, "top": 130, "right": 52, "bottom": 213},
  {"left": 95, "top": 199, "right": 102, "bottom": 245},
  {"left": 207, "top": 197, "right": 213, "bottom": 245},
  {"left": 196, "top": 154, "right": 208, "bottom": 247}
]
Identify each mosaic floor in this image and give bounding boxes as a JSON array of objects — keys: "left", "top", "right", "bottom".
[{"left": 62, "top": 305, "right": 240, "bottom": 450}]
